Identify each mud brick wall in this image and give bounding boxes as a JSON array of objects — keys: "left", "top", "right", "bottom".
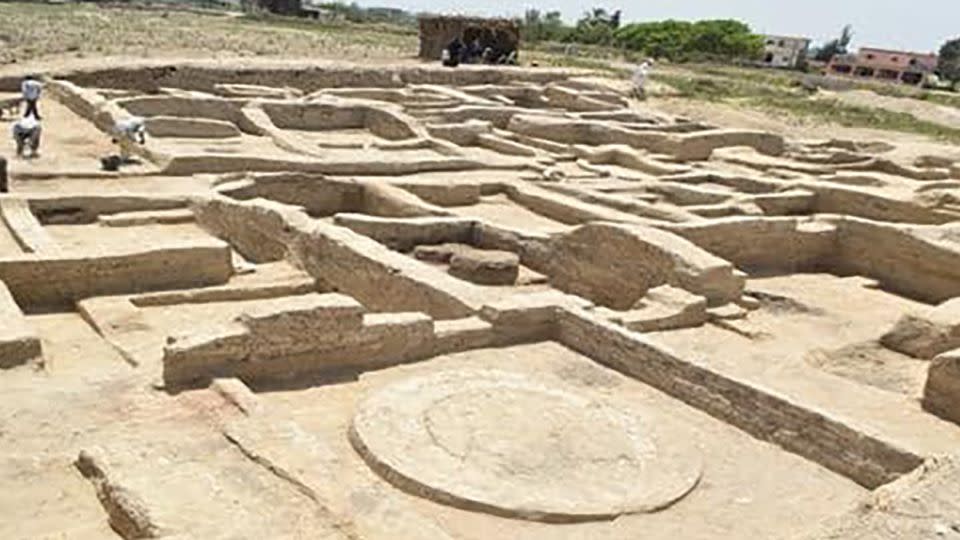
[
  {"left": 665, "top": 217, "right": 838, "bottom": 275},
  {"left": 0, "top": 280, "right": 41, "bottom": 367},
  {"left": 59, "top": 63, "right": 572, "bottom": 93},
  {"left": 216, "top": 173, "right": 364, "bottom": 219},
  {"left": 0, "top": 244, "right": 232, "bottom": 310},
  {"left": 834, "top": 218, "right": 960, "bottom": 303},
  {"left": 548, "top": 222, "right": 743, "bottom": 309},
  {"left": 192, "top": 197, "right": 478, "bottom": 318},
  {"left": 554, "top": 307, "right": 924, "bottom": 489}
]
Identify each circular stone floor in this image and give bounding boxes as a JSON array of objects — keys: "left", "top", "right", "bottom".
[{"left": 349, "top": 369, "right": 702, "bottom": 522}]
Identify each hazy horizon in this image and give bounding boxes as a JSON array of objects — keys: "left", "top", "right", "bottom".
[{"left": 359, "top": 0, "right": 957, "bottom": 53}]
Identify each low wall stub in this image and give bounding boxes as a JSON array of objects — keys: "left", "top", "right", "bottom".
[
  {"left": 0, "top": 280, "right": 41, "bottom": 368},
  {"left": 0, "top": 242, "right": 232, "bottom": 309},
  {"left": 162, "top": 293, "right": 436, "bottom": 388}
]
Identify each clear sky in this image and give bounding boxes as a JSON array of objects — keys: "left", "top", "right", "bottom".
[{"left": 366, "top": 0, "right": 958, "bottom": 53}]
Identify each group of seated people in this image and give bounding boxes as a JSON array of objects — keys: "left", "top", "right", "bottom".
[{"left": 442, "top": 35, "right": 517, "bottom": 67}]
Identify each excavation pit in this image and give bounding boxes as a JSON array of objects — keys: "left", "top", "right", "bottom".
[{"left": 3, "top": 59, "right": 960, "bottom": 540}]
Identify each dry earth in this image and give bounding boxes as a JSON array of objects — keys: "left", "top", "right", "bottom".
[
  {"left": 826, "top": 89, "right": 960, "bottom": 130},
  {"left": 0, "top": 3, "right": 417, "bottom": 68},
  {"left": 0, "top": 6, "right": 959, "bottom": 540}
]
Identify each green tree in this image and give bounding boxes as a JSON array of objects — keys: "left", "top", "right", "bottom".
[
  {"left": 573, "top": 8, "right": 622, "bottom": 45},
  {"left": 938, "top": 38, "right": 960, "bottom": 82},
  {"left": 614, "top": 19, "right": 762, "bottom": 62},
  {"left": 688, "top": 20, "right": 763, "bottom": 60},
  {"left": 615, "top": 20, "right": 692, "bottom": 59},
  {"left": 543, "top": 11, "right": 568, "bottom": 39},
  {"left": 519, "top": 9, "right": 570, "bottom": 42},
  {"left": 814, "top": 25, "right": 853, "bottom": 62}
]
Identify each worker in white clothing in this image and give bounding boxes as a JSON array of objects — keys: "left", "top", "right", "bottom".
[
  {"left": 632, "top": 59, "right": 653, "bottom": 100},
  {"left": 21, "top": 75, "right": 42, "bottom": 120},
  {"left": 112, "top": 116, "right": 147, "bottom": 162},
  {"left": 12, "top": 115, "right": 41, "bottom": 158}
]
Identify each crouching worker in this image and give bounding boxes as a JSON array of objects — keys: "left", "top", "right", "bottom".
[
  {"left": 12, "top": 115, "right": 41, "bottom": 158},
  {"left": 112, "top": 116, "right": 147, "bottom": 162}
]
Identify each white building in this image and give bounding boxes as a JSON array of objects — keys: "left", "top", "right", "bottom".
[{"left": 761, "top": 35, "right": 812, "bottom": 69}]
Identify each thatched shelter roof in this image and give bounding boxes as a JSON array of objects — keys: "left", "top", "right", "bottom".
[
  {"left": 418, "top": 15, "right": 520, "bottom": 60},
  {"left": 250, "top": 0, "right": 301, "bottom": 16}
]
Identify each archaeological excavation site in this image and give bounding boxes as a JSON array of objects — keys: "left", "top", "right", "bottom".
[{"left": 2, "top": 60, "right": 960, "bottom": 540}]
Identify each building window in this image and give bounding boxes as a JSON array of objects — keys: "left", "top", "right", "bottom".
[
  {"left": 832, "top": 64, "right": 853, "bottom": 74},
  {"left": 878, "top": 69, "right": 899, "bottom": 80},
  {"left": 866, "top": 54, "right": 875, "bottom": 60},
  {"left": 778, "top": 40, "right": 785, "bottom": 47},
  {"left": 764, "top": 52, "right": 774, "bottom": 63},
  {"left": 854, "top": 66, "right": 875, "bottom": 77},
  {"left": 891, "top": 57, "right": 899, "bottom": 62},
  {"left": 766, "top": 39, "right": 775, "bottom": 46},
  {"left": 909, "top": 59, "right": 918, "bottom": 66}
]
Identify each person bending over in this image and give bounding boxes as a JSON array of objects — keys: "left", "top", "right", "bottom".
[
  {"left": 112, "top": 116, "right": 147, "bottom": 162},
  {"left": 12, "top": 115, "right": 41, "bottom": 158}
]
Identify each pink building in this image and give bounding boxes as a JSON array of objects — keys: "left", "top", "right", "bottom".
[{"left": 827, "top": 47, "right": 938, "bottom": 85}]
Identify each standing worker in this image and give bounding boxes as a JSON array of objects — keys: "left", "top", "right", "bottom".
[
  {"left": 21, "top": 75, "right": 42, "bottom": 120},
  {"left": 631, "top": 59, "right": 653, "bottom": 100},
  {"left": 12, "top": 115, "right": 42, "bottom": 159}
]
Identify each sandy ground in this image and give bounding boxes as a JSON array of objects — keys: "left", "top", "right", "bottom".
[
  {"left": 649, "top": 274, "right": 931, "bottom": 398},
  {"left": 0, "top": 313, "right": 133, "bottom": 540},
  {"left": 257, "top": 342, "right": 866, "bottom": 540},
  {"left": 0, "top": 260, "right": 327, "bottom": 538},
  {"left": 826, "top": 89, "right": 960, "bottom": 130},
  {"left": 651, "top": 95, "right": 960, "bottom": 165},
  {"left": 45, "top": 222, "right": 218, "bottom": 253},
  {"left": 11, "top": 175, "right": 216, "bottom": 195},
  {"left": 0, "top": 219, "right": 22, "bottom": 255},
  {"left": 1, "top": 312, "right": 866, "bottom": 539},
  {"left": 448, "top": 194, "right": 573, "bottom": 233}
]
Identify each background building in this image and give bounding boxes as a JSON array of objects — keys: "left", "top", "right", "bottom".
[
  {"left": 827, "top": 47, "right": 938, "bottom": 85},
  {"left": 760, "top": 35, "right": 812, "bottom": 69}
]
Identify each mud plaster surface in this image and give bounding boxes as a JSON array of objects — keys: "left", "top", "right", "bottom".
[
  {"left": 45, "top": 222, "right": 217, "bottom": 253},
  {"left": 648, "top": 273, "right": 930, "bottom": 397},
  {"left": 447, "top": 194, "right": 572, "bottom": 233},
  {"left": 257, "top": 343, "right": 865, "bottom": 540},
  {"left": 0, "top": 311, "right": 339, "bottom": 539},
  {"left": 351, "top": 368, "right": 703, "bottom": 521}
]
